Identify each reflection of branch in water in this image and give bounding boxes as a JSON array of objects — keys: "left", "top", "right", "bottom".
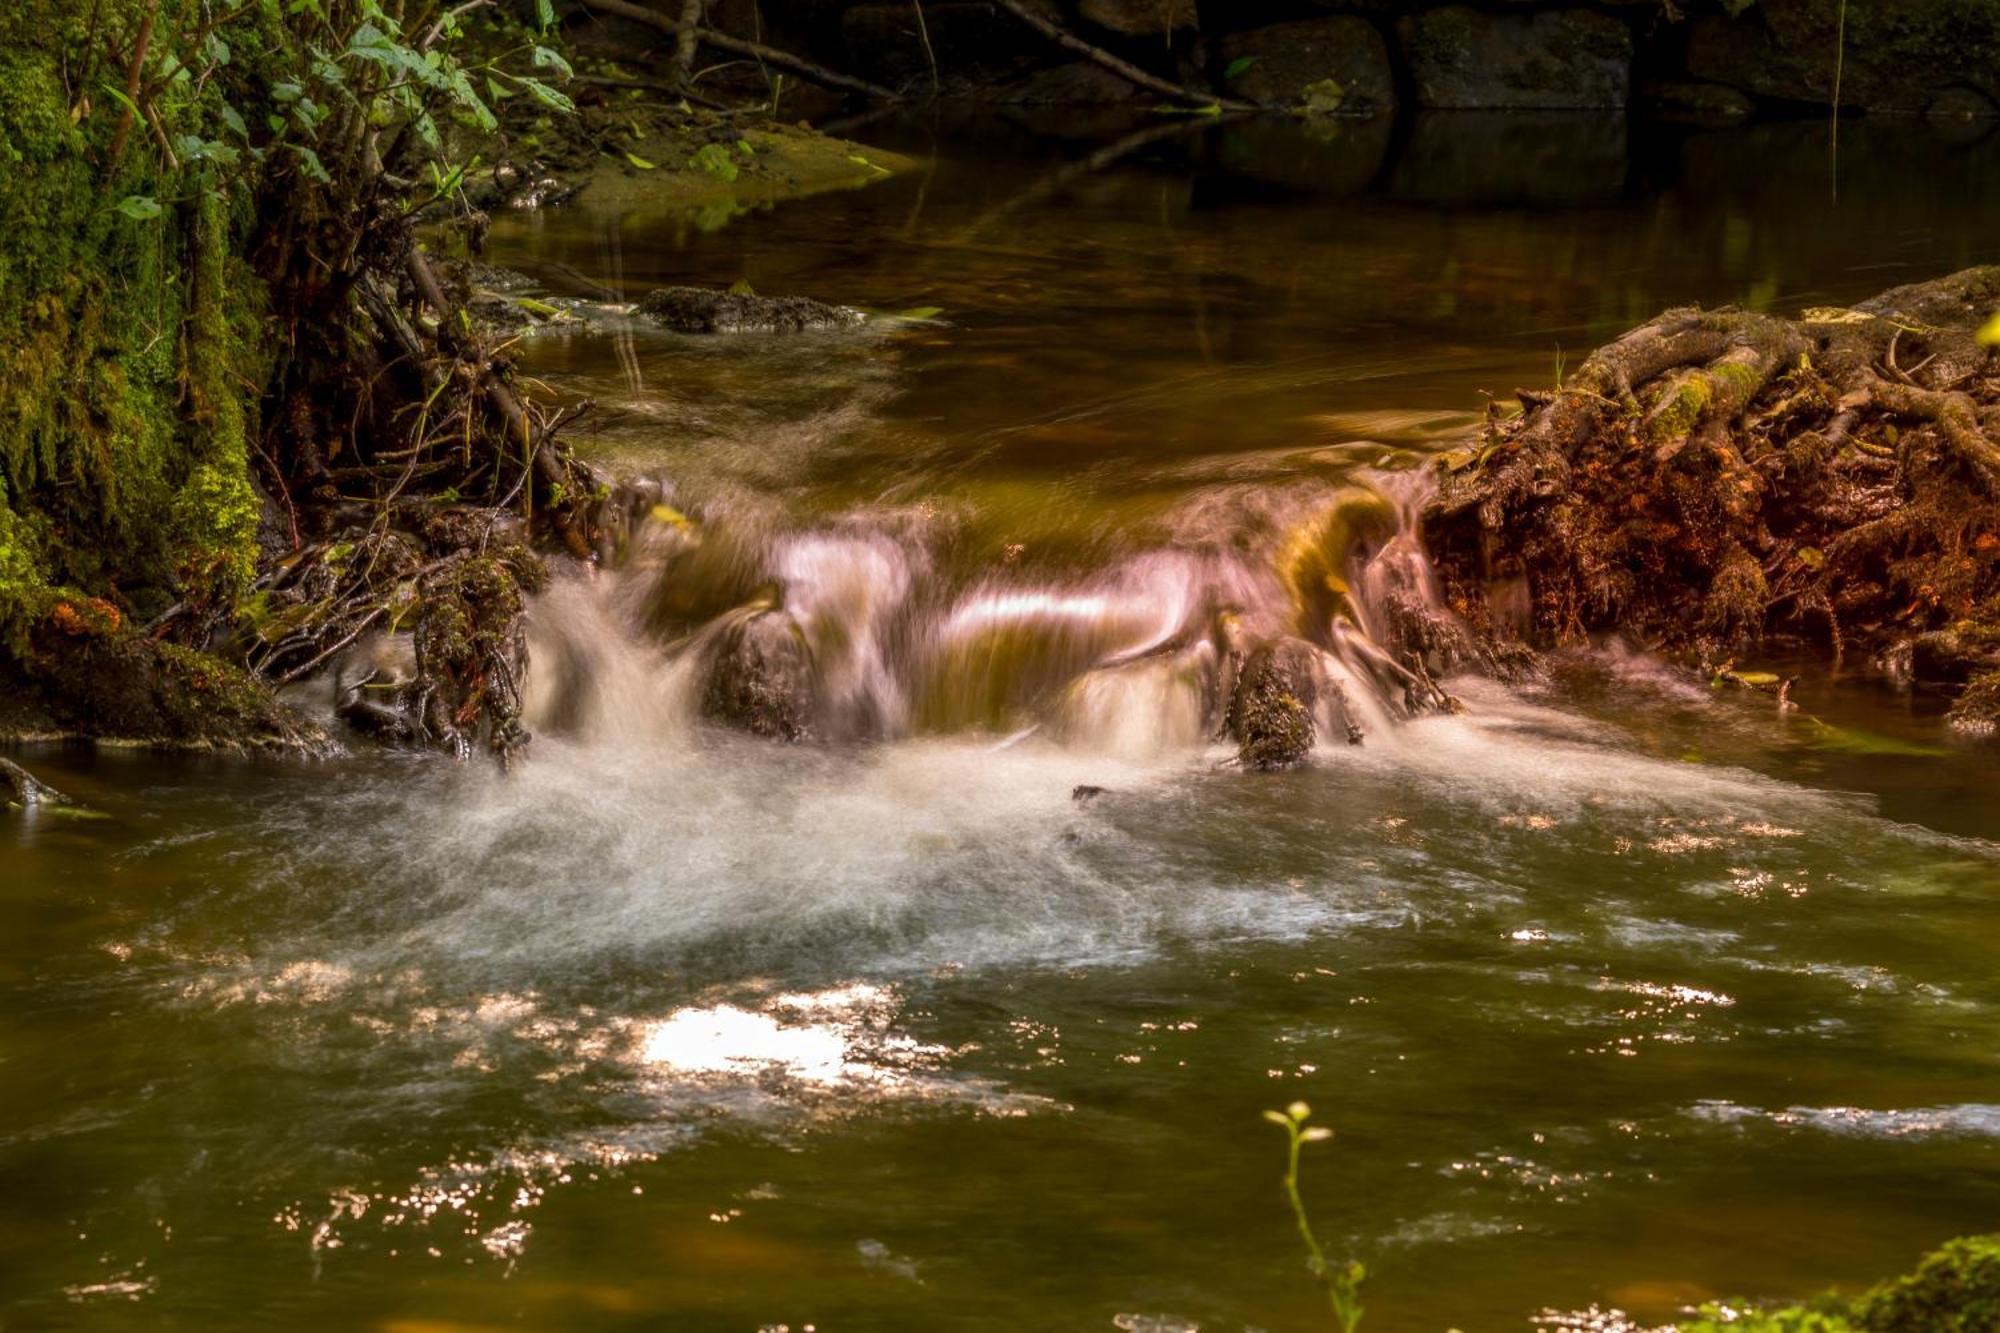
[
  {"left": 593, "top": 218, "right": 645, "bottom": 396},
  {"left": 960, "top": 114, "right": 1245, "bottom": 242}
]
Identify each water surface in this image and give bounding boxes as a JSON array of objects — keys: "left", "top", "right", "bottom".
[{"left": 5, "top": 112, "right": 2000, "bottom": 1332}]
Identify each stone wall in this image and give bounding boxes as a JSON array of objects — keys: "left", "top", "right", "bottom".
[{"left": 734, "top": 0, "right": 2000, "bottom": 120}]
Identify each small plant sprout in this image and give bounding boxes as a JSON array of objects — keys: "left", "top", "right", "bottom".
[{"left": 1263, "top": 1101, "right": 1366, "bottom": 1332}]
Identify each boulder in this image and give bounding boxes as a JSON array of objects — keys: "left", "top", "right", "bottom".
[
  {"left": 841, "top": 3, "right": 1053, "bottom": 92},
  {"left": 0, "top": 757, "right": 67, "bottom": 809},
  {"left": 1398, "top": 7, "right": 1632, "bottom": 110},
  {"left": 1684, "top": 0, "right": 2000, "bottom": 113},
  {"left": 639, "top": 286, "right": 865, "bottom": 335},
  {"left": 1226, "top": 639, "right": 1321, "bottom": 771},
  {"left": 1216, "top": 17, "right": 1394, "bottom": 114},
  {"left": 1076, "top": 0, "right": 1194, "bottom": 40},
  {"left": 1930, "top": 86, "right": 2000, "bottom": 121},
  {"left": 702, "top": 609, "right": 817, "bottom": 741},
  {"left": 1642, "top": 79, "right": 1756, "bottom": 123}
]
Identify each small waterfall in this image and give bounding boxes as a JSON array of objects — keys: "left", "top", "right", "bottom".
[{"left": 521, "top": 471, "right": 1460, "bottom": 761}]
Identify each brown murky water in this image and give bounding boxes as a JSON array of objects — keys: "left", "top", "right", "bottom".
[{"left": 5, "top": 112, "right": 2000, "bottom": 1332}]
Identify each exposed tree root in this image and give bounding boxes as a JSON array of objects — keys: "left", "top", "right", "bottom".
[{"left": 1422, "top": 266, "right": 2000, "bottom": 737}]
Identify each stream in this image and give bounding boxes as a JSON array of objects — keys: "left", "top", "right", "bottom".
[{"left": 6, "top": 112, "right": 2000, "bottom": 1331}]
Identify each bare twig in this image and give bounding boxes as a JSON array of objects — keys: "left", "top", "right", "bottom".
[{"left": 106, "top": 0, "right": 159, "bottom": 163}]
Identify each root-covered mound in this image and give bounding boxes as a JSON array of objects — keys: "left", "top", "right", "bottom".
[{"left": 1422, "top": 267, "right": 2000, "bottom": 736}]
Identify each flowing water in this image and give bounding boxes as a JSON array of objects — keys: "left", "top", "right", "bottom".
[{"left": 7, "top": 114, "right": 2000, "bottom": 1331}]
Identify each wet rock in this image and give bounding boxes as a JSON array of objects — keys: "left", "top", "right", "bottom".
[
  {"left": 1227, "top": 639, "right": 1320, "bottom": 771},
  {"left": 1685, "top": 0, "right": 2000, "bottom": 113},
  {"left": 841, "top": 3, "right": 1052, "bottom": 92},
  {"left": 1216, "top": 17, "right": 1394, "bottom": 115},
  {"left": 639, "top": 286, "right": 865, "bottom": 335},
  {"left": 1398, "top": 7, "right": 1632, "bottom": 109},
  {"left": 995, "top": 59, "right": 1143, "bottom": 104},
  {"left": 703, "top": 609, "right": 817, "bottom": 741},
  {"left": 1076, "top": 0, "right": 1193, "bottom": 39},
  {"left": 1929, "top": 86, "right": 2000, "bottom": 121},
  {"left": 0, "top": 757, "right": 67, "bottom": 809},
  {"left": 1642, "top": 79, "right": 1756, "bottom": 123}
]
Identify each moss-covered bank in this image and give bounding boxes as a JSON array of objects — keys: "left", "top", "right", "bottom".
[{"left": 0, "top": 0, "right": 295, "bottom": 745}]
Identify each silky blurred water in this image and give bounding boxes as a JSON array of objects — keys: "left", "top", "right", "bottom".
[{"left": 4, "top": 112, "right": 1999, "bottom": 1332}]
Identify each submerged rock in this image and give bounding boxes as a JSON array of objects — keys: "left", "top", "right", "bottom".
[
  {"left": 639, "top": 286, "right": 865, "bottom": 335},
  {"left": 702, "top": 609, "right": 817, "bottom": 741},
  {"left": 0, "top": 757, "right": 66, "bottom": 809}
]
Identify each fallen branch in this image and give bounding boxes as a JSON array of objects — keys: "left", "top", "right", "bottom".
[
  {"left": 988, "top": 0, "right": 1254, "bottom": 111},
  {"left": 580, "top": 0, "right": 900, "bottom": 101}
]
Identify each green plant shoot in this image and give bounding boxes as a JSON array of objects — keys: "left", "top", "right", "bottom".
[{"left": 1264, "top": 1101, "right": 1366, "bottom": 1332}]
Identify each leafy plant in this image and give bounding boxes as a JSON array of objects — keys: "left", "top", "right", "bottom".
[
  {"left": 688, "top": 141, "right": 739, "bottom": 181},
  {"left": 1264, "top": 1102, "right": 1366, "bottom": 1332}
]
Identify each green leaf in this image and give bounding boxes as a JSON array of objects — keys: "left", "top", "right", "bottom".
[
  {"left": 204, "top": 31, "right": 232, "bottom": 66},
  {"left": 1223, "top": 55, "right": 1257, "bottom": 79},
  {"left": 536, "top": 0, "right": 556, "bottom": 30},
  {"left": 532, "top": 45, "right": 574, "bottom": 79},
  {"left": 114, "top": 195, "right": 163, "bottom": 221},
  {"left": 517, "top": 76, "right": 575, "bottom": 113},
  {"left": 734, "top": 138, "right": 755, "bottom": 160},
  {"left": 291, "top": 143, "right": 333, "bottom": 184},
  {"left": 271, "top": 80, "right": 303, "bottom": 103},
  {"left": 623, "top": 150, "right": 656, "bottom": 170},
  {"left": 219, "top": 104, "right": 249, "bottom": 139}
]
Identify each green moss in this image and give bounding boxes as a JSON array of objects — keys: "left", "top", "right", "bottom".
[
  {"left": 1682, "top": 1234, "right": 2000, "bottom": 1333},
  {"left": 0, "top": 2, "right": 268, "bottom": 634},
  {"left": 1648, "top": 373, "right": 1714, "bottom": 444}
]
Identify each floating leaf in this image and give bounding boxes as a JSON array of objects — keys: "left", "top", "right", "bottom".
[
  {"left": 893, "top": 305, "right": 943, "bottom": 320},
  {"left": 727, "top": 278, "right": 755, "bottom": 296},
  {"left": 1980, "top": 311, "right": 2000, "bottom": 348},
  {"left": 1223, "top": 54, "right": 1257, "bottom": 79},
  {"left": 114, "top": 195, "right": 163, "bottom": 221},
  {"left": 623, "top": 151, "right": 656, "bottom": 170},
  {"left": 1805, "top": 719, "right": 1949, "bottom": 758}
]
